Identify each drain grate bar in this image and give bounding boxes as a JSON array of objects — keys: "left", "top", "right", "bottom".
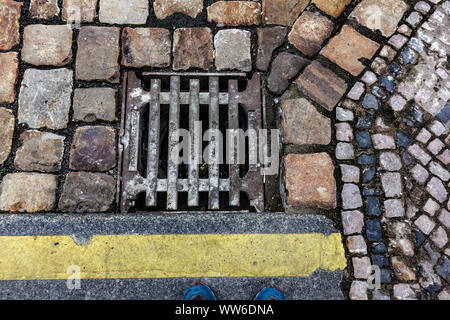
[
  {"left": 146, "top": 79, "right": 161, "bottom": 207},
  {"left": 208, "top": 77, "right": 220, "bottom": 210},
  {"left": 119, "top": 72, "right": 265, "bottom": 212},
  {"left": 229, "top": 79, "right": 240, "bottom": 207},
  {"left": 188, "top": 79, "right": 200, "bottom": 207},
  {"left": 167, "top": 76, "right": 181, "bottom": 210}
]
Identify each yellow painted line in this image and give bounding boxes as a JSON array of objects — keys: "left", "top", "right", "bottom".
[{"left": 0, "top": 233, "right": 346, "bottom": 281}]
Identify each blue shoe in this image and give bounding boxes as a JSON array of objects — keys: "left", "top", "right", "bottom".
[
  {"left": 182, "top": 284, "right": 217, "bottom": 300},
  {"left": 254, "top": 288, "right": 286, "bottom": 300}
]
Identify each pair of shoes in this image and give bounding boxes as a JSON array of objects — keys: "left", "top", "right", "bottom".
[{"left": 182, "top": 284, "right": 286, "bottom": 300}]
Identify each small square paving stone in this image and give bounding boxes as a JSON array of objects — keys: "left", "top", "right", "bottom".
[
  {"left": 72, "top": 88, "right": 117, "bottom": 122},
  {"left": 18, "top": 68, "right": 73, "bottom": 130},
  {"left": 347, "top": 82, "right": 365, "bottom": 101},
  {"left": 349, "top": 281, "right": 368, "bottom": 300},
  {"left": 262, "top": 0, "right": 310, "bottom": 26},
  {"left": 281, "top": 98, "right": 331, "bottom": 145},
  {"left": 284, "top": 153, "right": 336, "bottom": 209},
  {"left": 341, "top": 210, "right": 364, "bottom": 235},
  {"left": 367, "top": 197, "right": 381, "bottom": 216},
  {"left": 366, "top": 219, "right": 383, "bottom": 242},
  {"left": 394, "top": 284, "right": 417, "bottom": 300},
  {"left": 350, "top": 0, "right": 409, "bottom": 37},
  {"left": 438, "top": 209, "right": 450, "bottom": 229},
  {"left": 381, "top": 172, "right": 403, "bottom": 198},
  {"left": 371, "top": 57, "right": 388, "bottom": 75},
  {"left": 429, "top": 120, "right": 447, "bottom": 137},
  {"left": 288, "top": 11, "right": 333, "bottom": 57},
  {"left": 173, "top": 28, "right": 214, "bottom": 71},
  {"left": 215, "top": 29, "right": 251, "bottom": 72},
  {"left": 335, "top": 123, "right": 353, "bottom": 142},
  {"left": 389, "top": 95, "right": 407, "bottom": 112},
  {"left": 0, "top": 52, "right": 19, "bottom": 104},
  {"left": 380, "top": 152, "right": 402, "bottom": 171},
  {"left": 321, "top": 25, "right": 380, "bottom": 76},
  {"left": 416, "top": 128, "right": 432, "bottom": 144},
  {"left": 22, "top": 25, "right": 73, "bottom": 67},
  {"left": 340, "top": 164, "right": 360, "bottom": 183},
  {"left": 384, "top": 199, "right": 405, "bottom": 218},
  {"left": 388, "top": 34, "right": 408, "bottom": 50},
  {"left": 437, "top": 149, "right": 450, "bottom": 166},
  {"left": 0, "top": 0, "right": 22, "bottom": 50},
  {"left": 14, "top": 130, "right": 65, "bottom": 173},
  {"left": 63, "top": 0, "right": 98, "bottom": 22},
  {"left": 76, "top": 27, "right": 120, "bottom": 83},
  {"left": 408, "top": 144, "right": 432, "bottom": 165},
  {"left": 428, "top": 138, "right": 445, "bottom": 155},
  {"left": 372, "top": 134, "right": 396, "bottom": 150},
  {"left": 347, "top": 235, "right": 367, "bottom": 254},
  {"left": 429, "top": 162, "right": 450, "bottom": 182},
  {"left": 70, "top": 126, "right": 117, "bottom": 172},
  {"left": 59, "top": 172, "right": 116, "bottom": 213},
  {"left": 0, "top": 173, "right": 57, "bottom": 213},
  {"left": 342, "top": 184, "right": 363, "bottom": 209},
  {"left": 423, "top": 198, "right": 440, "bottom": 216},
  {"left": 312, "top": 0, "right": 351, "bottom": 18},
  {"left": 29, "top": 0, "right": 59, "bottom": 19},
  {"left": 336, "top": 107, "right": 354, "bottom": 121},
  {"left": 353, "top": 257, "right": 372, "bottom": 279},
  {"left": 362, "top": 71, "right": 377, "bottom": 85},
  {"left": 0, "top": 108, "right": 15, "bottom": 166},
  {"left": 379, "top": 45, "right": 396, "bottom": 61},
  {"left": 99, "top": 0, "right": 148, "bottom": 24},
  {"left": 415, "top": 214, "right": 436, "bottom": 235},
  {"left": 121, "top": 27, "right": 171, "bottom": 68},
  {"left": 336, "top": 142, "right": 354, "bottom": 160},
  {"left": 426, "top": 177, "right": 448, "bottom": 203},
  {"left": 295, "top": 61, "right": 347, "bottom": 111},
  {"left": 410, "top": 164, "right": 429, "bottom": 184},
  {"left": 431, "top": 227, "right": 448, "bottom": 248},
  {"left": 207, "top": 1, "right": 261, "bottom": 26}
]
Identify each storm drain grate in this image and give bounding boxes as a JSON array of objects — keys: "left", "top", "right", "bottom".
[{"left": 119, "top": 72, "right": 264, "bottom": 212}]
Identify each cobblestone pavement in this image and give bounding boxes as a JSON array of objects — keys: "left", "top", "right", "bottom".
[{"left": 0, "top": 0, "right": 449, "bottom": 300}]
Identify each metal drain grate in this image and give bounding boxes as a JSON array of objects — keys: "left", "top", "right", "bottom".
[{"left": 119, "top": 72, "right": 264, "bottom": 212}]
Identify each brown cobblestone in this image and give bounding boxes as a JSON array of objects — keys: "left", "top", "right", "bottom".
[
  {"left": 22, "top": 25, "right": 73, "bottom": 67},
  {"left": 321, "top": 25, "right": 380, "bottom": 76},
  {"left": 173, "top": 28, "right": 214, "bottom": 71},
  {"left": 312, "top": 0, "right": 351, "bottom": 18},
  {"left": 0, "top": 52, "right": 19, "bottom": 104},
  {"left": 207, "top": 1, "right": 261, "bottom": 26},
  {"left": 284, "top": 153, "right": 336, "bottom": 209},
  {"left": 29, "top": 0, "right": 59, "bottom": 19},
  {"left": 288, "top": 11, "right": 333, "bottom": 57},
  {"left": 76, "top": 27, "right": 120, "bottom": 83},
  {"left": 281, "top": 98, "right": 331, "bottom": 145},
  {"left": 262, "top": 0, "right": 310, "bottom": 26},
  {"left": 154, "top": 0, "right": 203, "bottom": 20},
  {"left": 70, "top": 126, "right": 116, "bottom": 172},
  {"left": 0, "top": 108, "right": 15, "bottom": 166},
  {"left": 0, "top": 173, "right": 57, "bottom": 213},
  {"left": 295, "top": 61, "right": 347, "bottom": 111},
  {"left": 256, "top": 27, "right": 288, "bottom": 71},
  {"left": 14, "top": 130, "right": 65, "bottom": 172},
  {"left": 121, "top": 27, "right": 171, "bottom": 68},
  {"left": 0, "top": 0, "right": 22, "bottom": 50},
  {"left": 62, "top": 0, "right": 98, "bottom": 22}
]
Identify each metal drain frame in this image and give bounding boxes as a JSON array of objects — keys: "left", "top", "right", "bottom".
[{"left": 118, "top": 71, "right": 264, "bottom": 213}]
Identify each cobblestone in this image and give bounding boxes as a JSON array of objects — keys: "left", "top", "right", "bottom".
[
  {"left": 22, "top": 25, "right": 73, "bottom": 67},
  {"left": 72, "top": 88, "right": 117, "bottom": 122},
  {"left": 207, "top": 1, "right": 261, "bottom": 26},
  {"left": 59, "top": 172, "right": 116, "bottom": 213},
  {"left": 62, "top": 0, "right": 98, "bottom": 22},
  {"left": 0, "top": 0, "right": 22, "bottom": 50},
  {"left": 154, "top": 0, "right": 203, "bottom": 20},
  {"left": 121, "top": 27, "right": 171, "bottom": 68},
  {"left": 284, "top": 153, "right": 336, "bottom": 209},
  {"left": 262, "top": 0, "right": 309, "bottom": 26},
  {"left": 0, "top": 52, "right": 19, "bottom": 104},
  {"left": 29, "top": 0, "right": 59, "bottom": 19},
  {"left": 0, "top": 108, "right": 15, "bottom": 166},
  {"left": 18, "top": 68, "right": 73, "bottom": 130},
  {"left": 341, "top": 210, "right": 364, "bottom": 235},
  {"left": 14, "top": 131, "right": 65, "bottom": 172},
  {"left": 99, "top": 0, "right": 149, "bottom": 24},
  {"left": 173, "top": 28, "right": 214, "bottom": 71},
  {"left": 256, "top": 27, "right": 287, "bottom": 72},
  {"left": 214, "top": 29, "right": 251, "bottom": 72},
  {"left": 0, "top": 173, "right": 57, "bottom": 213}
]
